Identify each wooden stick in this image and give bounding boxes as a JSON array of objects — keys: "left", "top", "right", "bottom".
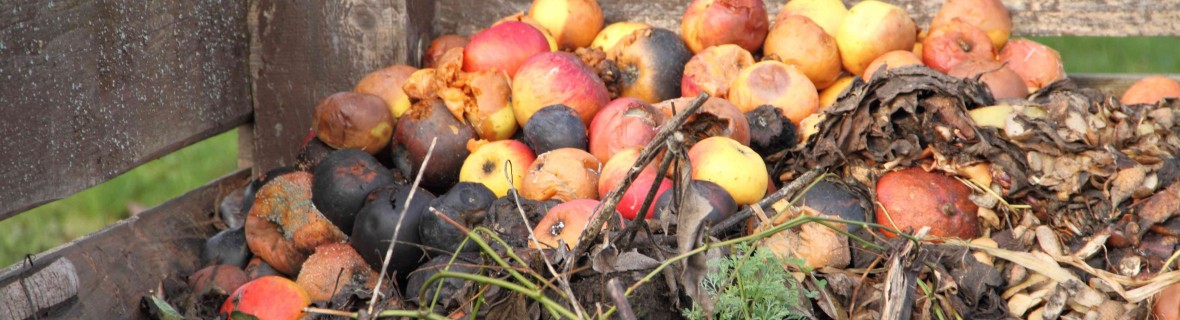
[{"left": 708, "top": 169, "right": 823, "bottom": 237}]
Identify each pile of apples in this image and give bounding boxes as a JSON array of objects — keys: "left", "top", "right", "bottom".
[{"left": 196, "top": 0, "right": 1180, "bottom": 318}]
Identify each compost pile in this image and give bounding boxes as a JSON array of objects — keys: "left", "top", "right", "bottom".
[{"left": 146, "top": 0, "right": 1180, "bottom": 319}]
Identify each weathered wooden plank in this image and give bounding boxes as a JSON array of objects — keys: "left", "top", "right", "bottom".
[
  {"left": 0, "top": 0, "right": 253, "bottom": 220},
  {"left": 250, "top": 0, "right": 434, "bottom": 172},
  {"left": 434, "top": 0, "right": 1180, "bottom": 37},
  {"left": 0, "top": 169, "right": 250, "bottom": 319}
]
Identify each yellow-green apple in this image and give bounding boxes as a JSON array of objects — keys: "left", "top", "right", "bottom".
[
  {"left": 875, "top": 167, "right": 980, "bottom": 239},
  {"left": 998, "top": 38, "right": 1065, "bottom": 93},
  {"left": 680, "top": 44, "right": 755, "bottom": 98},
  {"left": 728, "top": 60, "right": 819, "bottom": 124},
  {"left": 930, "top": 0, "right": 1012, "bottom": 49},
  {"left": 764, "top": 14, "right": 842, "bottom": 89},
  {"left": 459, "top": 139, "right": 537, "bottom": 197},
  {"left": 775, "top": 0, "right": 847, "bottom": 37},
  {"left": 528, "top": 0, "right": 604, "bottom": 50},
  {"left": 589, "top": 97, "right": 665, "bottom": 163},
  {"left": 521, "top": 148, "right": 601, "bottom": 202},
  {"left": 354, "top": 65, "right": 416, "bottom": 119},
  {"left": 463, "top": 21, "right": 551, "bottom": 78},
  {"left": 512, "top": 52, "right": 610, "bottom": 127},
  {"left": 688, "top": 136, "right": 768, "bottom": 205},
  {"left": 921, "top": 19, "right": 995, "bottom": 74},
  {"left": 592, "top": 21, "right": 651, "bottom": 51},
  {"left": 836, "top": 0, "right": 917, "bottom": 76},
  {"left": 680, "top": 0, "right": 769, "bottom": 53},
  {"left": 1121, "top": 76, "right": 1180, "bottom": 105}
]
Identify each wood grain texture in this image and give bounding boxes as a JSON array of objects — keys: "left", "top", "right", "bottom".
[
  {"left": 0, "top": 0, "right": 252, "bottom": 220},
  {"left": 433, "top": 0, "right": 1179, "bottom": 36},
  {"left": 0, "top": 169, "right": 250, "bottom": 319},
  {"left": 250, "top": 0, "right": 433, "bottom": 172}
]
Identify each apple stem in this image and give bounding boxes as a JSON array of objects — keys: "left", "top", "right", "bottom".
[
  {"left": 568, "top": 92, "right": 711, "bottom": 269},
  {"left": 367, "top": 137, "right": 437, "bottom": 317}
]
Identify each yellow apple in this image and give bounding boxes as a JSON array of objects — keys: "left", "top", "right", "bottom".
[
  {"left": 835, "top": 0, "right": 917, "bottom": 76},
  {"left": 459, "top": 139, "right": 537, "bottom": 197},
  {"left": 776, "top": 0, "right": 848, "bottom": 37},
  {"left": 688, "top": 136, "right": 768, "bottom": 205},
  {"left": 591, "top": 21, "right": 651, "bottom": 52}
]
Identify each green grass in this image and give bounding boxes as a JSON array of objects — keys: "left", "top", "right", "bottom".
[
  {"left": 0, "top": 130, "right": 239, "bottom": 267},
  {"left": 1, "top": 36, "right": 1177, "bottom": 269}
]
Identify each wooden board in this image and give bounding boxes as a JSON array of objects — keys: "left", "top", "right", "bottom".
[
  {"left": 433, "top": 0, "right": 1180, "bottom": 37},
  {"left": 249, "top": 0, "right": 434, "bottom": 172},
  {"left": 0, "top": 0, "right": 253, "bottom": 221},
  {"left": 0, "top": 169, "right": 250, "bottom": 319}
]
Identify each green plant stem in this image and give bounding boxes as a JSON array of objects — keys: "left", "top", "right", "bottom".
[{"left": 424, "top": 271, "right": 581, "bottom": 319}]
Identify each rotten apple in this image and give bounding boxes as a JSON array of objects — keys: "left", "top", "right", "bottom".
[
  {"left": 728, "top": 60, "right": 819, "bottom": 124},
  {"left": 589, "top": 97, "right": 665, "bottom": 163},
  {"left": 523, "top": 104, "right": 589, "bottom": 155},
  {"left": 764, "top": 14, "right": 842, "bottom": 89},
  {"left": 591, "top": 21, "right": 651, "bottom": 51},
  {"left": 295, "top": 243, "right": 377, "bottom": 302},
  {"left": 521, "top": 148, "right": 602, "bottom": 202},
  {"left": 220, "top": 276, "right": 311, "bottom": 320},
  {"left": 930, "top": 0, "right": 1012, "bottom": 49},
  {"left": 875, "top": 167, "right": 980, "bottom": 239},
  {"left": 423, "top": 35, "right": 469, "bottom": 69},
  {"left": 998, "top": 38, "right": 1066, "bottom": 93},
  {"left": 512, "top": 52, "right": 611, "bottom": 127},
  {"left": 948, "top": 59, "right": 1028, "bottom": 100},
  {"left": 245, "top": 171, "right": 347, "bottom": 276},
  {"left": 1121, "top": 76, "right": 1180, "bottom": 105},
  {"left": 311, "top": 148, "right": 394, "bottom": 234},
  {"left": 921, "top": 19, "right": 995, "bottom": 74},
  {"left": 313, "top": 92, "right": 395, "bottom": 154},
  {"left": 680, "top": 0, "right": 769, "bottom": 54},
  {"left": 393, "top": 98, "right": 477, "bottom": 194},
  {"left": 354, "top": 65, "right": 417, "bottom": 119},
  {"left": 680, "top": 44, "right": 754, "bottom": 99},
  {"left": 607, "top": 27, "right": 693, "bottom": 104}
]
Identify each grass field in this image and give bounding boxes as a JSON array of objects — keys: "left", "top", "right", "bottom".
[{"left": 1, "top": 36, "right": 1178, "bottom": 268}]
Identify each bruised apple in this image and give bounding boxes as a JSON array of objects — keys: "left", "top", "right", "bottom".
[
  {"left": 728, "top": 60, "right": 819, "bottom": 124},
  {"left": 930, "top": 0, "right": 1012, "bottom": 49},
  {"left": 528, "top": 0, "right": 604, "bottom": 50},
  {"left": 835, "top": 0, "right": 917, "bottom": 76},
  {"left": 459, "top": 139, "right": 536, "bottom": 197},
  {"left": 220, "top": 276, "right": 310, "bottom": 320},
  {"left": 295, "top": 243, "right": 377, "bottom": 302},
  {"left": 775, "top": 0, "right": 848, "bottom": 37},
  {"left": 1121, "top": 76, "right": 1180, "bottom": 105},
  {"left": 512, "top": 52, "right": 610, "bottom": 127},
  {"left": 463, "top": 21, "right": 551, "bottom": 78},
  {"left": 680, "top": 0, "right": 769, "bottom": 54},
  {"left": 589, "top": 98, "right": 665, "bottom": 163},
  {"left": 607, "top": 28, "right": 693, "bottom": 103},
  {"left": 438, "top": 70, "right": 518, "bottom": 141},
  {"left": 654, "top": 96, "right": 751, "bottom": 146},
  {"left": 355, "top": 65, "right": 416, "bottom": 119},
  {"left": 393, "top": 98, "right": 477, "bottom": 194},
  {"left": 764, "top": 14, "right": 842, "bottom": 89},
  {"left": 998, "top": 39, "right": 1066, "bottom": 93},
  {"left": 680, "top": 44, "right": 755, "bottom": 98},
  {"left": 921, "top": 19, "right": 995, "bottom": 74},
  {"left": 948, "top": 59, "right": 1028, "bottom": 100},
  {"left": 591, "top": 21, "right": 651, "bottom": 51},
  {"left": 862, "top": 50, "right": 923, "bottom": 81},
  {"left": 423, "top": 35, "right": 468, "bottom": 69},
  {"left": 531, "top": 199, "right": 617, "bottom": 249},
  {"left": 313, "top": 92, "right": 394, "bottom": 154},
  {"left": 522, "top": 148, "right": 602, "bottom": 202},
  {"left": 876, "top": 167, "right": 980, "bottom": 239},
  {"left": 245, "top": 172, "right": 347, "bottom": 275},
  {"left": 688, "top": 136, "right": 768, "bottom": 205}
]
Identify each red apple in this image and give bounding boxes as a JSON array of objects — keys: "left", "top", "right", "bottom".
[
  {"left": 948, "top": 59, "right": 1028, "bottom": 100},
  {"left": 220, "top": 276, "right": 311, "bottom": 320},
  {"left": 681, "top": 44, "right": 755, "bottom": 98},
  {"left": 764, "top": 14, "right": 842, "bottom": 89},
  {"left": 728, "top": 60, "right": 819, "bottom": 124},
  {"left": 463, "top": 21, "right": 550, "bottom": 78},
  {"left": 862, "top": 50, "right": 923, "bottom": 81},
  {"left": 423, "top": 35, "right": 469, "bottom": 69},
  {"left": 530, "top": 199, "right": 618, "bottom": 249},
  {"left": 680, "top": 0, "right": 769, "bottom": 54},
  {"left": 495, "top": 12, "right": 559, "bottom": 51},
  {"left": 688, "top": 136, "right": 768, "bottom": 205},
  {"left": 528, "top": 0, "right": 605, "bottom": 50},
  {"left": 521, "top": 148, "right": 602, "bottom": 202},
  {"left": 930, "top": 0, "right": 1012, "bottom": 49},
  {"left": 1121, "top": 76, "right": 1180, "bottom": 105},
  {"left": 459, "top": 139, "right": 537, "bottom": 197},
  {"left": 589, "top": 97, "right": 665, "bottom": 163},
  {"left": 921, "top": 19, "right": 995, "bottom": 74},
  {"left": 512, "top": 52, "right": 611, "bottom": 127},
  {"left": 876, "top": 167, "right": 980, "bottom": 239},
  {"left": 998, "top": 38, "right": 1066, "bottom": 93}
]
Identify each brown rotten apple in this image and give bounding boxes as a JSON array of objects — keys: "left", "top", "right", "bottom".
[
  {"left": 680, "top": 44, "right": 755, "bottom": 98},
  {"left": 245, "top": 171, "right": 347, "bottom": 276},
  {"left": 680, "top": 0, "right": 769, "bottom": 54},
  {"left": 512, "top": 52, "right": 610, "bottom": 127},
  {"left": 528, "top": 0, "right": 604, "bottom": 50},
  {"left": 530, "top": 199, "right": 618, "bottom": 249},
  {"left": 835, "top": 0, "right": 917, "bottom": 76},
  {"left": 313, "top": 92, "right": 394, "bottom": 154},
  {"left": 591, "top": 21, "right": 651, "bottom": 52},
  {"left": 295, "top": 243, "right": 377, "bottom": 302},
  {"left": 607, "top": 28, "right": 693, "bottom": 104},
  {"left": 876, "top": 167, "right": 980, "bottom": 239},
  {"left": 764, "top": 14, "right": 842, "bottom": 89},
  {"left": 921, "top": 19, "right": 995, "bottom": 74},
  {"left": 423, "top": 35, "right": 468, "bottom": 69},
  {"left": 728, "top": 60, "right": 819, "bottom": 124},
  {"left": 654, "top": 96, "right": 751, "bottom": 146},
  {"left": 930, "top": 0, "right": 1012, "bottom": 49},
  {"left": 355, "top": 65, "right": 416, "bottom": 119},
  {"left": 521, "top": 148, "right": 602, "bottom": 202},
  {"left": 393, "top": 98, "right": 477, "bottom": 194},
  {"left": 948, "top": 59, "right": 1027, "bottom": 100}
]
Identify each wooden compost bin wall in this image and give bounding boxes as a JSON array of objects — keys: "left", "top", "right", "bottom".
[{"left": 0, "top": 0, "right": 1177, "bottom": 318}]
